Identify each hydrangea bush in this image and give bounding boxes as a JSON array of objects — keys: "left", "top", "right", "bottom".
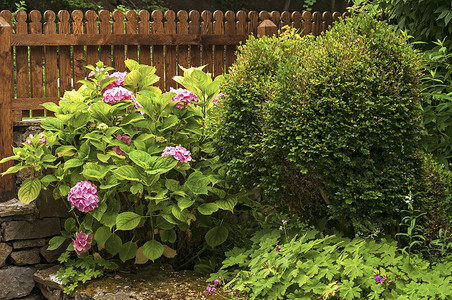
[{"left": 1, "top": 60, "right": 242, "bottom": 292}]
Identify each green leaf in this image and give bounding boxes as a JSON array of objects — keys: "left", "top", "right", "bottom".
[
  {"left": 0, "top": 155, "right": 19, "bottom": 164},
  {"left": 129, "top": 150, "right": 155, "bottom": 169},
  {"left": 48, "top": 236, "right": 67, "bottom": 250},
  {"left": 91, "top": 201, "right": 108, "bottom": 221},
  {"left": 142, "top": 239, "right": 164, "bottom": 262},
  {"left": 113, "top": 165, "right": 142, "bottom": 182},
  {"left": 124, "top": 70, "right": 142, "bottom": 88},
  {"left": 205, "top": 225, "right": 228, "bottom": 247},
  {"left": 105, "top": 233, "right": 122, "bottom": 256},
  {"left": 197, "top": 203, "right": 219, "bottom": 215},
  {"left": 125, "top": 59, "right": 140, "bottom": 71},
  {"left": 41, "top": 175, "right": 58, "bottom": 184},
  {"left": 120, "top": 113, "right": 145, "bottom": 126},
  {"left": 119, "top": 241, "right": 137, "bottom": 262},
  {"left": 171, "top": 206, "right": 188, "bottom": 222},
  {"left": 185, "top": 172, "right": 210, "bottom": 195},
  {"left": 56, "top": 145, "right": 77, "bottom": 157},
  {"left": 161, "top": 115, "right": 179, "bottom": 131},
  {"left": 97, "top": 153, "right": 111, "bottom": 163},
  {"left": 64, "top": 218, "right": 76, "bottom": 232},
  {"left": 41, "top": 117, "right": 64, "bottom": 131},
  {"left": 178, "top": 198, "right": 195, "bottom": 210},
  {"left": 41, "top": 102, "right": 60, "bottom": 112},
  {"left": 64, "top": 158, "right": 84, "bottom": 170},
  {"left": 1, "top": 164, "right": 27, "bottom": 175},
  {"left": 339, "top": 279, "right": 362, "bottom": 300},
  {"left": 116, "top": 212, "right": 142, "bottom": 231},
  {"left": 217, "top": 197, "right": 237, "bottom": 212},
  {"left": 18, "top": 178, "right": 41, "bottom": 204},
  {"left": 161, "top": 229, "right": 177, "bottom": 243},
  {"left": 94, "top": 226, "right": 112, "bottom": 245},
  {"left": 101, "top": 212, "right": 118, "bottom": 229}
]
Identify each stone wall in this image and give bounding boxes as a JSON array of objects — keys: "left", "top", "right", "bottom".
[
  {"left": 0, "top": 199, "right": 65, "bottom": 300},
  {"left": 0, "top": 121, "right": 66, "bottom": 300}
]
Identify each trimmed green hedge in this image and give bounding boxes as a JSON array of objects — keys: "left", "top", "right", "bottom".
[{"left": 216, "top": 15, "right": 429, "bottom": 233}]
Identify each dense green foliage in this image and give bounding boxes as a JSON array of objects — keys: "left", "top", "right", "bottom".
[
  {"left": 210, "top": 227, "right": 452, "bottom": 300},
  {"left": 216, "top": 15, "right": 425, "bottom": 233},
  {"left": 1, "top": 61, "right": 242, "bottom": 293},
  {"left": 353, "top": 0, "right": 452, "bottom": 49}
]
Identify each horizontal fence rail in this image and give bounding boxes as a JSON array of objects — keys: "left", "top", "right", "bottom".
[{"left": 0, "top": 9, "right": 349, "bottom": 200}]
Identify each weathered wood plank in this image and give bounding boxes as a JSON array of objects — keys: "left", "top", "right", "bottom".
[
  {"left": 112, "top": 10, "right": 125, "bottom": 71},
  {"left": 138, "top": 10, "right": 151, "bottom": 66},
  {"left": 29, "top": 10, "right": 44, "bottom": 117},
  {"left": 58, "top": 11, "right": 72, "bottom": 96},
  {"left": 43, "top": 10, "right": 58, "bottom": 102},
  {"left": 224, "top": 10, "right": 236, "bottom": 72},
  {"left": 85, "top": 10, "right": 99, "bottom": 67},
  {"left": 99, "top": 10, "right": 112, "bottom": 66},
  {"left": 0, "top": 16, "right": 14, "bottom": 200},
  {"left": 72, "top": 10, "right": 85, "bottom": 90},
  {"left": 213, "top": 10, "right": 224, "bottom": 77},
  {"left": 201, "top": 10, "right": 213, "bottom": 74},
  {"left": 12, "top": 10, "right": 28, "bottom": 121},
  {"left": 152, "top": 10, "right": 164, "bottom": 90},
  {"left": 165, "top": 10, "right": 177, "bottom": 89},
  {"left": 177, "top": 10, "right": 189, "bottom": 71},
  {"left": 126, "top": 11, "right": 138, "bottom": 62},
  {"left": 189, "top": 10, "right": 201, "bottom": 68}
]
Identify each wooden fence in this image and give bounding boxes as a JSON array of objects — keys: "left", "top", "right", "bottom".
[{"left": 0, "top": 9, "right": 349, "bottom": 200}]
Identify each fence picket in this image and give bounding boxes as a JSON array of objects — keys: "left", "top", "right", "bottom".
[
  {"left": 151, "top": 10, "right": 164, "bottom": 90},
  {"left": 165, "top": 10, "right": 177, "bottom": 89},
  {"left": 29, "top": 10, "right": 44, "bottom": 117},
  {"left": 213, "top": 10, "right": 224, "bottom": 77},
  {"left": 43, "top": 10, "right": 58, "bottom": 109},
  {"left": 85, "top": 10, "right": 99, "bottom": 67},
  {"left": 201, "top": 10, "right": 213, "bottom": 74},
  {"left": 13, "top": 10, "right": 28, "bottom": 121},
  {"left": 138, "top": 10, "right": 151, "bottom": 66},
  {"left": 189, "top": 10, "right": 201, "bottom": 68},
  {"left": 281, "top": 11, "right": 290, "bottom": 32},
  {"left": 177, "top": 10, "right": 189, "bottom": 71},
  {"left": 126, "top": 11, "right": 138, "bottom": 62},
  {"left": 312, "top": 11, "right": 321, "bottom": 36},
  {"left": 301, "top": 11, "right": 311, "bottom": 36},
  {"left": 225, "top": 10, "right": 236, "bottom": 72},
  {"left": 248, "top": 11, "right": 258, "bottom": 35},
  {"left": 322, "top": 11, "right": 332, "bottom": 33},
  {"left": 293, "top": 11, "right": 302, "bottom": 32},
  {"left": 112, "top": 10, "right": 125, "bottom": 71},
  {"left": 72, "top": 10, "right": 85, "bottom": 90},
  {"left": 99, "top": 10, "right": 112, "bottom": 67},
  {"left": 270, "top": 11, "right": 281, "bottom": 30},
  {"left": 57, "top": 10, "right": 71, "bottom": 97}
]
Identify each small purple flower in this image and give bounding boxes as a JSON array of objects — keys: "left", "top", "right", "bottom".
[
  {"left": 282, "top": 219, "right": 288, "bottom": 225},
  {"left": 375, "top": 275, "right": 385, "bottom": 285},
  {"left": 206, "top": 286, "right": 216, "bottom": 293},
  {"left": 67, "top": 181, "right": 100, "bottom": 213},
  {"left": 73, "top": 232, "right": 93, "bottom": 255},
  {"left": 212, "top": 93, "right": 225, "bottom": 106},
  {"left": 276, "top": 246, "right": 281, "bottom": 252},
  {"left": 213, "top": 279, "right": 219, "bottom": 286},
  {"left": 161, "top": 145, "right": 192, "bottom": 163}
]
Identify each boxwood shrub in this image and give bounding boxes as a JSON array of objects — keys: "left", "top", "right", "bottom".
[{"left": 216, "top": 15, "right": 428, "bottom": 234}]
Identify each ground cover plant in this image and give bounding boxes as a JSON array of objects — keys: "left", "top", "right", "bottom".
[{"left": 0, "top": 60, "right": 244, "bottom": 293}]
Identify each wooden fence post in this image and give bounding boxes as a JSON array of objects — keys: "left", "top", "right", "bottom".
[
  {"left": 0, "top": 16, "right": 14, "bottom": 202},
  {"left": 257, "top": 19, "right": 278, "bottom": 37}
]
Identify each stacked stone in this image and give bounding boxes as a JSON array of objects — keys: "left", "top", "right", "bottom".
[{"left": 0, "top": 198, "right": 63, "bottom": 300}]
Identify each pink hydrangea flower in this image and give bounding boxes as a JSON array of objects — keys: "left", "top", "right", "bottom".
[
  {"left": 162, "top": 145, "right": 192, "bottom": 163},
  {"left": 67, "top": 181, "right": 100, "bottom": 212},
  {"left": 103, "top": 87, "right": 143, "bottom": 113},
  {"left": 113, "top": 134, "right": 131, "bottom": 156},
  {"left": 73, "top": 232, "right": 93, "bottom": 255},
  {"left": 25, "top": 134, "right": 46, "bottom": 145},
  {"left": 104, "top": 71, "right": 128, "bottom": 90},
  {"left": 212, "top": 93, "right": 225, "bottom": 106},
  {"left": 169, "top": 88, "right": 199, "bottom": 109}
]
